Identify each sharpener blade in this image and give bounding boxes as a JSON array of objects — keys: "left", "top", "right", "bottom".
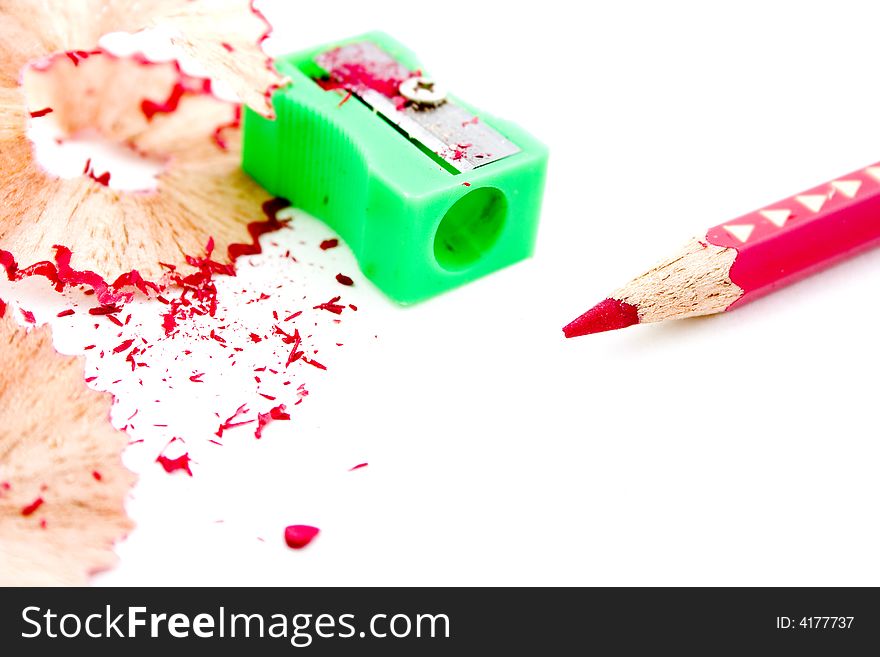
[{"left": 315, "top": 42, "right": 520, "bottom": 172}]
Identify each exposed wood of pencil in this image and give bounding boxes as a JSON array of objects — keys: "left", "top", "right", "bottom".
[{"left": 563, "top": 238, "right": 743, "bottom": 337}]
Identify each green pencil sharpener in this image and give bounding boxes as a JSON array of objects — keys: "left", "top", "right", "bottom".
[{"left": 242, "top": 32, "right": 548, "bottom": 304}]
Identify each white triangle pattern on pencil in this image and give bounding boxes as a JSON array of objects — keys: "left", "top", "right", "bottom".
[
  {"left": 723, "top": 224, "right": 754, "bottom": 243},
  {"left": 865, "top": 166, "right": 880, "bottom": 182},
  {"left": 759, "top": 209, "right": 791, "bottom": 228},
  {"left": 795, "top": 194, "right": 827, "bottom": 213},
  {"left": 830, "top": 179, "right": 862, "bottom": 199}
]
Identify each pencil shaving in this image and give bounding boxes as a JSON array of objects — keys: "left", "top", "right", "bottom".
[
  {"left": 0, "top": 315, "right": 135, "bottom": 585},
  {"left": 0, "top": 0, "right": 281, "bottom": 281},
  {"left": 0, "top": 0, "right": 283, "bottom": 115}
]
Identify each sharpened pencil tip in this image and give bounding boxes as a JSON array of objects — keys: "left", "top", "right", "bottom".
[{"left": 563, "top": 298, "right": 640, "bottom": 338}]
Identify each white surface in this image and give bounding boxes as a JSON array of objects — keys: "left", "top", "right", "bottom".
[{"left": 7, "top": 0, "right": 880, "bottom": 585}]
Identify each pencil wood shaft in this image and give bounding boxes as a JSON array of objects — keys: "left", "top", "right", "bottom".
[{"left": 613, "top": 238, "right": 741, "bottom": 324}]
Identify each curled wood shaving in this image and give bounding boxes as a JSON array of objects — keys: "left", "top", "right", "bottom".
[
  {"left": 0, "top": 314, "right": 135, "bottom": 585},
  {"left": 0, "top": 0, "right": 283, "bottom": 281}
]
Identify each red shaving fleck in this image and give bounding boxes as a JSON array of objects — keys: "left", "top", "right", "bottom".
[
  {"left": 112, "top": 338, "right": 135, "bottom": 354},
  {"left": 447, "top": 143, "right": 473, "bottom": 162},
  {"left": 92, "top": 471, "right": 102, "bottom": 481},
  {"left": 85, "top": 376, "right": 97, "bottom": 383},
  {"left": 462, "top": 116, "right": 480, "bottom": 127},
  {"left": 21, "top": 497, "right": 44, "bottom": 516},
  {"left": 29, "top": 107, "right": 53, "bottom": 118},
  {"left": 313, "top": 296, "right": 345, "bottom": 314},
  {"left": 284, "top": 524, "right": 319, "bottom": 549},
  {"left": 156, "top": 453, "right": 193, "bottom": 476},
  {"left": 39, "top": 519, "right": 47, "bottom": 529},
  {"left": 221, "top": 42, "right": 235, "bottom": 52},
  {"left": 189, "top": 372, "right": 205, "bottom": 382},
  {"left": 156, "top": 441, "right": 193, "bottom": 476},
  {"left": 259, "top": 393, "right": 276, "bottom": 400},
  {"left": 162, "top": 313, "right": 177, "bottom": 335},
  {"left": 0, "top": 299, "right": 5, "bottom": 318},
  {"left": 462, "top": 182, "right": 471, "bottom": 187},
  {"left": 319, "top": 238, "right": 339, "bottom": 250},
  {"left": 216, "top": 403, "right": 253, "bottom": 437},
  {"left": 88, "top": 304, "right": 122, "bottom": 316},
  {"left": 335, "top": 273, "right": 354, "bottom": 286},
  {"left": 285, "top": 329, "right": 304, "bottom": 367},
  {"left": 303, "top": 357, "right": 327, "bottom": 371},
  {"left": 273, "top": 324, "right": 297, "bottom": 343},
  {"left": 249, "top": 332, "right": 262, "bottom": 343},
  {"left": 106, "top": 314, "right": 124, "bottom": 327},
  {"left": 65, "top": 49, "right": 97, "bottom": 66},
  {"left": 87, "top": 167, "right": 111, "bottom": 186},
  {"left": 56, "top": 309, "right": 75, "bottom": 317},
  {"left": 20, "top": 308, "right": 35, "bottom": 323},
  {"left": 338, "top": 90, "right": 353, "bottom": 107},
  {"left": 349, "top": 462, "right": 368, "bottom": 471},
  {"left": 255, "top": 404, "right": 290, "bottom": 439}
]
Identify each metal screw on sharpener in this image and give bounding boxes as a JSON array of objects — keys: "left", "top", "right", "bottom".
[{"left": 399, "top": 76, "right": 447, "bottom": 106}]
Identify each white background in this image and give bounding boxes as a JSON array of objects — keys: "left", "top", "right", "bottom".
[{"left": 13, "top": 0, "right": 880, "bottom": 585}]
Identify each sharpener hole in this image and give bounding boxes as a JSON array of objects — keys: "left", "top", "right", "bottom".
[{"left": 433, "top": 187, "right": 507, "bottom": 271}]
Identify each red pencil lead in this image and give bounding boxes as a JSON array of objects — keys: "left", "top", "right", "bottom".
[{"left": 563, "top": 298, "right": 640, "bottom": 338}]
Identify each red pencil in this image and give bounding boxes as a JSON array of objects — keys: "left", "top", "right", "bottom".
[{"left": 564, "top": 161, "right": 880, "bottom": 337}]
